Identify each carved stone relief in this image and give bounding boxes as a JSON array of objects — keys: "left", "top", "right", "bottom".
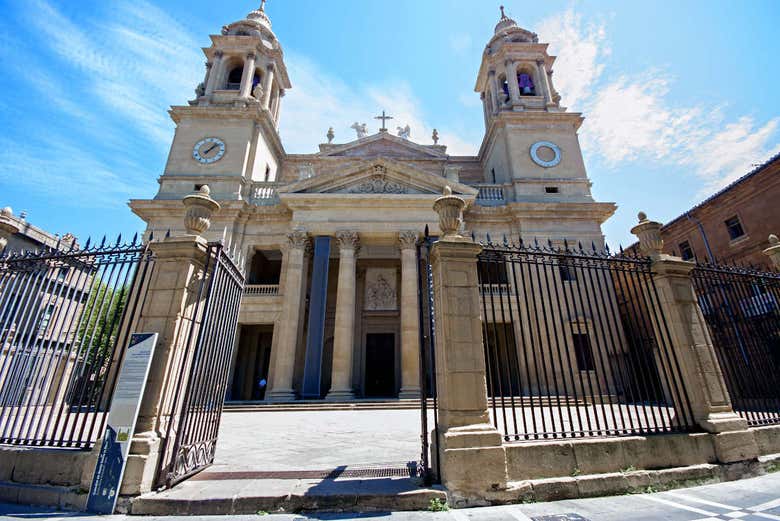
[{"left": 364, "top": 268, "right": 397, "bottom": 311}]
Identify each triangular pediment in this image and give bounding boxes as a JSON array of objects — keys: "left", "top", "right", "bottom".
[
  {"left": 277, "top": 158, "right": 478, "bottom": 197},
  {"left": 316, "top": 131, "right": 448, "bottom": 159}
]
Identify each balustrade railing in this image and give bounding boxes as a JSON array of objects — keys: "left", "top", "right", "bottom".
[
  {"left": 250, "top": 182, "right": 282, "bottom": 206},
  {"left": 244, "top": 284, "right": 280, "bottom": 296},
  {"left": 474, "top": 184, "right": 506, "bottom": 206}
]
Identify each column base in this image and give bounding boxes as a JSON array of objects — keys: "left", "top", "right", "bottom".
[
  {"left": 325, "top": 388, "right": 355, "bottom": 401},
  {"left": 398, "top": 387, "right": 421, "bottom": 399},
  {"left": 266, "top": 388, "right": 297, "bottom": 402},
  {"left": 121, "top": 431, "right": 162, "bottom": 495},
  {"left": 698, "top": 411, "right": 749, "bottom": 433}
]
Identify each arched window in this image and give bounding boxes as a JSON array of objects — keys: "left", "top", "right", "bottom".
[
  {"left": 226, "top": 66, "right": 243, "bottom": 90},
  {"left": 517, "top": 71, "right": 535, "bottom": 96}
]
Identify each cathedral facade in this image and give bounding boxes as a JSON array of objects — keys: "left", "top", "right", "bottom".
[{"left": 129, "top": 5, "right": 616, "bottom": 402}]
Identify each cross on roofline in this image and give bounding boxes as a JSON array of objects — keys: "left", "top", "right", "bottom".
[{"left": 374, "top": 110, "right": 393, "bottom": 132}]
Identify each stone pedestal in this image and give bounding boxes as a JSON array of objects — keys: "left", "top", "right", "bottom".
[{"left": 631, "top": 213, "right": 758, "bottom": 464}]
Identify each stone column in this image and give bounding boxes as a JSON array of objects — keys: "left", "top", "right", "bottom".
[
  {"left": 429, "top": 187, "right": 507, "bottom": 504},
  {"left": 122, "top": 187, "right": 220, "bottom": 495},
  {"left": 326, "top": 231, "right": 360, "bottom": 400},
  {"left": 239, "top": 52, "right": 257, "bottom": 99},
  {"left": 504, "top": 60, "right": 521, "bottom": 105},
  {"left": 488, "top": 70, "right": 500, "bottom": 114},
  {"left": 631, "top": 212, "right": 758, "bottom": 463},
  {"left": 266, "top": 228, "right": 310, "bottom": 401},
  {"left": 262, "top": 64, "right": 275, "bottom": 110},
  {"left": 204, "top": 51, "right": 224, "bottom": 96},
  {"left": 762, "top": 234, "right": 780, "bottom": 268},
  {"left": 398, "top": 230, "right": 421, "bottom": 399},
  {"left": 537, "top": 60, "right": 553, "bottom": 105}
]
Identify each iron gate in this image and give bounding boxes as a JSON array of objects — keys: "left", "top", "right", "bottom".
[
  {"left": 155, "top": 243, "right": 245, "bottom": 488},
  {"left": 0, "top": 236, "right": 154, "bottom": 449},
  {"left": 417, "top": 227, "right": 439, "bottom": 484}
]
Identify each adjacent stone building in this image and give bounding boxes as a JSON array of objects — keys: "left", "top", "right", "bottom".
[
  {"left": 656, "top": 153, "right": 780, "bottom": 269},
  {"left": 129, "top": 5, "right": 616, "bottom": 402}
]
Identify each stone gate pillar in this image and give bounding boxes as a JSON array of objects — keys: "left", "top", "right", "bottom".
[
  {"left": 430, "top": 187, "right": 508, "bottom": 504},
  {"left": 121, "top": 187, "right": 220, "bottom": 495},
  {"left": 631, "top": 212, "right": 758, "bottom": 463}
]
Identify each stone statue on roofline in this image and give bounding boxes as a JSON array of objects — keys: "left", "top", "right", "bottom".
[
  {"left": 350, "top": 122, "right": 368, "bottom": 139},
  {"left": 396, "top": 125, "right": 411, "bottom": 139}
]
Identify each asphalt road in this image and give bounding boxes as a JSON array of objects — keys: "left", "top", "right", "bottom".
[{"left": 0, "top": 472, "right": 778, "bottom": 521}]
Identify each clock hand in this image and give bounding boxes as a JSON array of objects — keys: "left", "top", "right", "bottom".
[{"left": 204, "top": 143, "right": 219, "bottom": 155}]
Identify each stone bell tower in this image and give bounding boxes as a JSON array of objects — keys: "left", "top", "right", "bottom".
[
  {"left": 475, "top": 7, "right": 606, "bottom": 215},
  {"left": 149, "top": 2, "right": 291, "bottom": 212}
]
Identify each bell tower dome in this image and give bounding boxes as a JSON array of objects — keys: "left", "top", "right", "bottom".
[
  {"left": 475, "top": 5, "right": 562, "bottom": 127},
  {"left": 136, "top": 1, "right": 292, "bottom": 222},
  {"left": 474, "top": 6, "right": 616, "bottom": 237},
  {"left": 193, "top": 1, "right": 292, "bottom": 125}
]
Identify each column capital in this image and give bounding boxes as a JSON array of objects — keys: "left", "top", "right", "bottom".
[
  {"left": 246, "top": 51, "right": 257, "bottom": 59},
  {"left": 214, "top": 50, "right": 224, "bottom": 59},
  {"left": 398, "top": 230, "right": 419, "bottom": 251},
  {"left": 287, "top": 227, "right": 310, "bottom": 251},
  {"left": 335, "top": 230, "right": 360, "bottom": 253}
]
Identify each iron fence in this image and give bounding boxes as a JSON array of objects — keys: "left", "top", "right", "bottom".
[
  {"left": 0, "top": 236, "right": 154, "bottom": 449},
  {"left": 156, "top": 243, "right": 244, "bottom": 488},
  {"left": 692, "top": 263, "right": 780, "bottom": 426},
  {"left": 477, "top": 238, "right": 695, "bottom": 441}
]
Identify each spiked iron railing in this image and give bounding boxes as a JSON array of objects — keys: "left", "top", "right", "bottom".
[
  {"left": 476, "top": 235, "right": 696, "bottom": 441},
  {"left": 0, "top": 234, "right": 154, "bottom": 449},
  {"left": 691, "top": 261, "right": 780, "bottom": 426}
]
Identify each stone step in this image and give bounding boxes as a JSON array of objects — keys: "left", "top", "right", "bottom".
[
  {"left": 127, "top": 477, "right": 445, "bottom": 515},
  {"left": 223, "top": 396, "right": 587, "bottom": 412}
]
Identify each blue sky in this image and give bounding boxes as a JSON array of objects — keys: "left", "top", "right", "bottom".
[{"left": 0, "top": 0, "right": 778, "bottom": 247}]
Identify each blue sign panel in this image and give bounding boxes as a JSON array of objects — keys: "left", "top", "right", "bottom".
[{"left": 301, "top": 236, "right": 331, "bottom": 398}]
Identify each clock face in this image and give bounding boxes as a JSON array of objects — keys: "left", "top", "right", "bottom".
[
  {"left": 193, "top": 137, "right": 226, "bottom": 164},
  {"left": 530, "top": 141, "right": 562, "bottom": 168}
]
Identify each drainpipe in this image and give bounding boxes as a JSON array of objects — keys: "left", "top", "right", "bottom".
[
  {"left": 685, "top": 212, "right": 715, "bottom": 263},
  {"left": 686, "top": 213, "right": 748, "bottom": 362}
]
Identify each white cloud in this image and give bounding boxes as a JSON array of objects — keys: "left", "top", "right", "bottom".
[
  {"left": 281, "top": 53, "right": 478, "bottom": 155},
  {"left": 537, "top": 10, "right": 610, "bottom": 110},
  {"left": 449, "top": 33, "right": 473, "bottom": 54},
  {"left": 536, "top": 8, "right": 779, "bottom": 191}
]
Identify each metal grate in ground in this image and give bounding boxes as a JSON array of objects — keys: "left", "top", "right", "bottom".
[{"left": 190, "top": 462, "right": 421, "bottom": 481}]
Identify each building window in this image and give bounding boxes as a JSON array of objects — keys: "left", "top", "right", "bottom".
[
  {"left": 572, "top": 332, "right": 595, "bottom": 371},
  {"left": 559, "top": 259, "right": 576, "bottom": 281},
  {"left": 264, "top": 165, "right": 271, "bottom": 182},
  {"left": 724, "top": 216, "right": 745, "bottom": 240},
  {"left": 545, "top": 186, "right": 559, "bottom": 194},
  {"left": 678, "top": 241, "right": 694, "bottom": 261},
  {"left": 38, "top": 304, "right": 55, "bottom": 335}
]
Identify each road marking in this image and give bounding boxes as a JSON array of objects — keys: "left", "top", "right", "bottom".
[
  {"left": 639, "top": 494, "right": 718, "bottom": 516},
  {"left": 507, "top": 508, "right": 534, "bottom": 521},
  {"left": 665, "top": 491, "right": 740, "bottom": 511},
  {"left": 754, "top": 512, "right": 780, "bottom": 521},
  {"left": 752, "top": 498, "right": 780, "bottom": 512}
]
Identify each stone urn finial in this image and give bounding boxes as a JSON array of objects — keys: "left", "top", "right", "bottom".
[
  {"left": 183, "top": 185, "right": 220, "bottom": 236},
  {"left": 630, "top": 211, "right": 664, "bottom": 259},
  {"left": 0, "top": 206, "right": 20, "bottom": 252},
  {"left": 433, "top": 185, "right": 466, "bottom": 239},
  {"left": 763, "top": 233, "right": 780, "bottom": 269}
]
